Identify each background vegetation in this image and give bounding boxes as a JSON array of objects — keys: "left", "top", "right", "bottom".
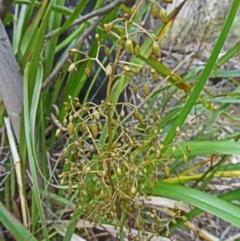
[{"left": 0, "top": 0, "right": 240, "bottom": 240}]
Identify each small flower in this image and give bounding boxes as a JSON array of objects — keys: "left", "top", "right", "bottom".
[
  {"left": 105, "top": 63, "right": 113, "bottom": 76},
  {"left": 134, "top": 45, "right": 140, "bottom": 57},
  {"left": 152, "top": 41, "right": 160, "bottom": 58},
  {"left": 151, "top": 5, "right": 159, "bottom": 19},
  {"left": 142, "top": 84, "right": 150, "bottom": 97},
  {"left": 104, "top": 47, "right": 110, "bottom": 57},
  {"left": 132, "top": 85, "right": 138, "bottom": 95},
  {"left": 68, "top": 63, "right": 77, "bottom": 73},
  {"left": 69, "top": 48, "right": 79, "bottom": 55},
  {"left": 55, "top": 128, "right": 61, "bottom": 137},
  {"left": 84, "top": 68, "right": 91, "bottom": 78},
  {"left": 67, "top": 122, "right": 74, "bottom": 135},
  {"left": 90, "top": 123, "right": 98, "bottom": 138},
  {"left": 104, "top": 22, "right": 113, "bottom": 32},
  {"left": 159, "top": 8, "right": 168, "bottom": 24},
  {"left": 125, "top": 39, "right": 133, "bottom": 54}
]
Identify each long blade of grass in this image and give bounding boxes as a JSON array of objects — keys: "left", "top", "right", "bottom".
[
  {"left": 43, "top": 0, "right": 65, "bottom": 77},
  {"left": 23, "top": 63, "right": 49, "bottom": 240},
  {"left": 51, "top": 1, "right": 87, "bottom": 38},
  {"left": 165, "top": 140, "right": 240, "bottom": 158},
  {"left": 153, "top": 182, "right": 240, "bottom": 228},
  {"left": 0, "top": 202, "right": 37, "bottom": 241}
]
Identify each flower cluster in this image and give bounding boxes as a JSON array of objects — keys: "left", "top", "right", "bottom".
[{"left": 56, "top": 0, "right": 187, "bottom": 239}]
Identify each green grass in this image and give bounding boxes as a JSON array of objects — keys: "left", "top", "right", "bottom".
[{"left": 1, "top": 0, "right": 240, "bottom": 240}]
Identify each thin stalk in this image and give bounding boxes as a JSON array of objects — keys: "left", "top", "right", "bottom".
[{"left": 105, "top": 32, "right": 125, "bottom": 193}]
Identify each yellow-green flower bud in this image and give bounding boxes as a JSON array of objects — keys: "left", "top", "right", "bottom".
[
  {"left": 82, "top": 165, "right": 90, "bottom": 175},
  {"left": 116, "top": 167, "right": 122, "bottom": 176},
  {"left": 111, "top": 142, "right": 117, "bottom": 150},
  {"left": 84, "top": 68, "right": 91, "bottom": 78},
  {"left": 151, "top": 5, "right": 159, "bottom": 19},
  {"left": 125, "top": 38, "right": 133, "bottom": 54},
  {"left": 67, "top": 122, "right": 74, "bottom": 135},
  {"left": 134, "top": 110, "right": 140, "bottom": 120},
  {"left": 131, "top": 68, "right": 138, "bottom": 74},
  {"left": 129, "top": 138, "right": 134, "bottom": 147},
  {"left": 69, "top": 48, "right": 79, "bottom": 55},
  {"left": 171, "top": 219, "right": 177, "bottom": 224},
  {"left": 123, "top": 65, "right": 130, "bottom": 72},
  {"left": 123, "top": 13, "right": 129, "bottom": 20},
  {"left": 69, "top": 114, "right": 73, "bottom": 122},
  {"left": 90, "top": 123, "right": 98, "bottom": 138},
  {"left": 104, "top": 47, "right": 110, "bottom": 57},
  {"left": 159, "top": 8, "right": 168, "bottom": 24},
  {"left": 92, "top": 110, "right": 100, "bottom": 120},
  {"left": 150, "top": 68, "right": 158, "bottom": 81},
  {"left": 150, "top": 68, "right": 156, "bottom": 74},
  {"left": 95, "top": 33, "right": 99, "bottom": 40},
  {"left": 111, "top": 119, "right": 117, "bottom": 126},
  {"left": 132, "top": 85, "right": 138, "bottom": 95},
  {"left": 73, "top": 111, "right": 80, "bottom": 118},
  {"left": 134, "top": 111, "right": 143, "bottom": 123},
  {"left": 186, "top": 145, "right": 191, "bottom": 153},
  {"left": 138, "top": 114, "right": 143, "bottom": 124},
  {"left": 104, "top": 22, "right": 113, "bottom": 32},
  {"left": 183, "top": 154, "right": 188, "bottom": 163},
  {"left": 151, "top": 72, "right": 158, "bottom": 81},
  {"left": 68, "top": 63, "right": 76, "bottom": 73},
  {"left": 163, "top": 166, "right": 170, "bottom": 176},
  {"left": 63, "top": 118, "right": 68, "bottom": 127},
  {"left": 80, "top": 122, "right": 87, "bottom": 132},
  {"left": 105, "top": 63, "right": 112, "bottom": 76},
  {"left": 134, "top": 45, "right": 140, "bottom": 57},
  {"left": 131, "top": 186, "right": 137, "bottom": 195},
  {"left": 55, "top": 128, "right": 61, "bottom": 137},
  {"left": 152, "top": 41, "right": 160, "bottom": 58},
  {"left": 142, "top": 84, "right": 150, "bottom": 97}
]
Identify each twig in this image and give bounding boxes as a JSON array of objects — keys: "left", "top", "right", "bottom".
[{"left": 45, "top": 0, "right": 134, "bottom": 39}]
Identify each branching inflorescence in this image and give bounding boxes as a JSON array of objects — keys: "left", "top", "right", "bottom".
[{"left": 56, "top": 0, "right": 187, "bottom": 239}]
